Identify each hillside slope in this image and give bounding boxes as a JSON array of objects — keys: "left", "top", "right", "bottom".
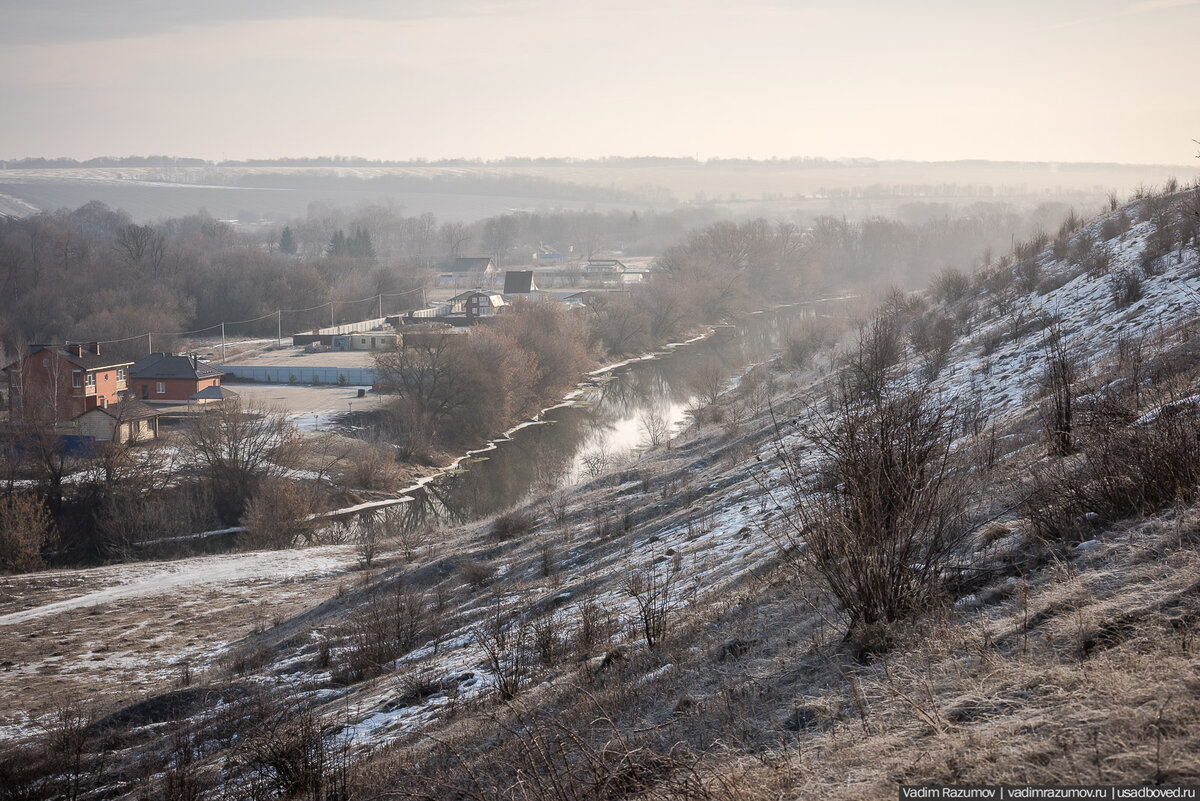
[{"left": 2, "top": 187, "right": 1199, "bottom": 799}]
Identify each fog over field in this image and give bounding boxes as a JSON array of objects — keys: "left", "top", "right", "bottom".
[{"left": 1, "top": 1, "right": 1197, "bottom": 167}]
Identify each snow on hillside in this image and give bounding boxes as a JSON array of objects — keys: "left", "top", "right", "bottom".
[{"left": 3, "top": 194, "right": 1196, "bottom": 758}]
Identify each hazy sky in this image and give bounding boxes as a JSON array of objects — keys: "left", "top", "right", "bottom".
[{"left": 1, "top": 0, "right": 1197, "bottom": 165}]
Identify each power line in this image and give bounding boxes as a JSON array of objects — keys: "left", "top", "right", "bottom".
[{"left": 64, "top": 286, "right": 430, "bottom": 348}]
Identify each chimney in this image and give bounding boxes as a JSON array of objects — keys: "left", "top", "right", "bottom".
[
  {"left": 193, "top": 355, "right": 199, "bottom": 371},
  {"left": 70, "top": 344, "right": 83, "bottom": 357},
  {"left": 88, "top": 342, "right": 100, "bottom": 356}
]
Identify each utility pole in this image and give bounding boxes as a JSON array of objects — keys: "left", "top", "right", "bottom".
[
  {"left": 378, "top": 293, "right": 382, "bottom": 319},
  {"left": 330, "top": 301, "right": 335, "bottom": 328},
  {"left": 277, "top": 309, "right": 282, "bottom": 347},
  {"left": 148, "top": 332, "right": 152, "bottom": 354},
  {"left": 221, "top": 322, "right": 226, "bottom": 363}
]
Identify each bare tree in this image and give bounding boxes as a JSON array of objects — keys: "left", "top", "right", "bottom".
[
  {"left": 182, "top": 400, "right": 304, "bottom": 524},
  {"left": 439, "top": 221, "right": 471, "bottom": 259}
]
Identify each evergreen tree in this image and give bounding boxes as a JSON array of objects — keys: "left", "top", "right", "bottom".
[
  {"left": 327, "top": 229, "right": 347, "bottom": 257},
  {"left": 279, "top": 225, "right": 297, "bottom": 255},
  {"left": 351, "top": 226, "right": 375, "bottom": 258}
]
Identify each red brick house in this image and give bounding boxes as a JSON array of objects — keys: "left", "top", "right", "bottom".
[
  {"left": 2, "top": 344, "right": 132, "bottom": 426},
  {"left": 129, "top": 353, "right": 225, "bottom": 402}
]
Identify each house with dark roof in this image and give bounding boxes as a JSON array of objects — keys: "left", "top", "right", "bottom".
[
  {"left": 459, "top": 291, "right": 506, "bottom": 319},
  {"left": 1, "top": 343, "right": 132, "bottom": 425},
  {"left": 129, "top": 352, "right": 225, "bottom": 403},
  {"left": 502, "top": 270, "right": 538, "bottom": 296},
  {"left": 75, "top": 398, "right": 160, "bottom": 443}
]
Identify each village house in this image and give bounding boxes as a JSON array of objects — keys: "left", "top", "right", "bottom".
[
  {"left": 2, "top": 344, "right": 132, "bottom": 426},
  {"left": 449, "top": 290, "right": 506, "bottom": 319},
  {"left": 129, "top": 352, "right": 225, "bottom": 403},
  {"left": 438, "top": 256, "right": 500, "bottom": 289},
  {"left": 74, "top": 398, "right": 161, "bottom": 443}
]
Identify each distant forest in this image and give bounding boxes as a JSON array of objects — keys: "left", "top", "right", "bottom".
[{"left": 0, "top": 194, "right": 1079, "bottom": 368}]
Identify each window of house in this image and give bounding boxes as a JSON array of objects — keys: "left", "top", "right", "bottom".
[
  {"left": 85, "top": 373, "right": 96, "bottom": 388},
  {"left": 117, "top": 368, "right": 126, "bottom": 381},
  {"left": 156, "top": 381, "right": 165, "bottom": 394},
  {"left": 42, "top": 358, "right": 49, "bottom": 367},
  {"left": 72, "top": 370, "right": 82, "bottom": 388}
]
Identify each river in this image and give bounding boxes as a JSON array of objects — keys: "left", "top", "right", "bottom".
[{"left": 392, "top": 302, "right": 821, "bottom": 531}]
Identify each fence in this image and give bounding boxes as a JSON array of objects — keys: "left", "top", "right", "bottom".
[{"left": 220, "top": 365, "right": 377, "bottom": 385}]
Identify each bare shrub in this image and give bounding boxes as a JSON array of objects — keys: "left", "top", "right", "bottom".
[
  {"left": 784, "top": 313, "right": 838, "bottom": 369},
  {"left": 239, "top": 478, "right": 320, "bottom": 549},
  {"left": 688, "top": 359, "right": 727, "bottom": 407},
  {"left": 1025, "top": 397, "right": 1200, "bottom": 541},
  {"left": 1038, "top": 327, "right": 1076, "bottom": 457},
  {"left": 341, "top": 443, "right": 401, "bottom": 491},
  {"left": 769, "top": 377, "right": 972, "bottom": 639},
  {"left": 1109, "top": 269, "right": 1144, "bottom": 309},
  {"left": 491, "top": 508, "right": 535, "bottom": 541},
  {"left": 1100, "top": 211, "right": 1131, "bottom": 241},
  {"left": 461, "top": 558, "right": 497, "bottom": 589},
  {"left": 355, "top": 515, "right": 384, "bottom": 569},
  {"left": 1081, "top": 245, "right": 1112, "bottom": 278},
  {"left": 847, "top": 310, "right": 903, "bottom": 400},
  {"left": 474, "top": 596, "right": 530, "bottom": 700},
  {"left": 0, "top": 492, "right": 54, "bottom": 573},
  {"left": 638, "top": 405, "right": 672, "bottom": 449},
  {"left": 333, "top": 578, "right": 429, "bottom": 684},
  {"left": 931, "top": 267, "right": 970, "bottom": 304},
  {"left": 579, "top": 448, "right": 611, "bottom": 479},
  {"left": 1140, "top": 211, "right": 1177, "bottom": 276},
  {"left": 622, "top": 560, "right": 681, "bottom": 649},
  {"left": 231, "top": 696, "right": 350, "bottom": 801}
]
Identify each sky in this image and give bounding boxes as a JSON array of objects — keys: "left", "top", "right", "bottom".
[{"left": 0, "top": 0, "right": 1197, "bottom": 165}]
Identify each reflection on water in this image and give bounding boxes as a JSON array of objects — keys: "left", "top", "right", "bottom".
[{"left": 397, "top": 305, "right": 809, "bottom": 530}]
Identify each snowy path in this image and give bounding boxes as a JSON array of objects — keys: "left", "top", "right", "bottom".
[{"left": 0, "top": 547, "right": 354, "bottom": 626}]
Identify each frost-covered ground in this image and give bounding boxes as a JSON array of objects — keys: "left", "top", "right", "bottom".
[
  {"left": 310, "top": 199, "right": 1200, "bottom": 749},
  {"left": 3, "top": 197, "right": 1196, "bottom": 762},
  {"left": 0, "top": 543, "right": 360, "bottom": 740}
]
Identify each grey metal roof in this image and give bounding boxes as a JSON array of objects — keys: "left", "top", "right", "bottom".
[
  {"left": 189, "top": 385, "right": 240, "bottom": 400},
  {"left": 130, "top": 353, "right": 225, "bottom": 380}
]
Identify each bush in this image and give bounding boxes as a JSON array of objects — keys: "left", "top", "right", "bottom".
[
  {"left": 239, "top": 479, "right": 320, "bottom": 549},
  {"left": 1100, "top": 211, "right": 1131, "bottom": 241},
  {"left": 1025, "top": 397, "right": 1200, "bottom": 541},
  {"left": 931, "top": 267, "right": 970, "bottom": 304},
  {"left": 0, "top": 493, "right": 54, "bottom": 573},
  {"left": 341, "top": 443, "right": 401, "bottom": 491},
  {"left": 1081, "top": 245, "right": 1112, "bottom": 278},
  {"left": 1109, "top": 269, "right": 1143, "bottom": 309},
  {"left": 771, "top": 377, "right": 972, "bottom": 640},
  {"left": 491, "top": 509, "right": 535, "bottom": 541}
]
